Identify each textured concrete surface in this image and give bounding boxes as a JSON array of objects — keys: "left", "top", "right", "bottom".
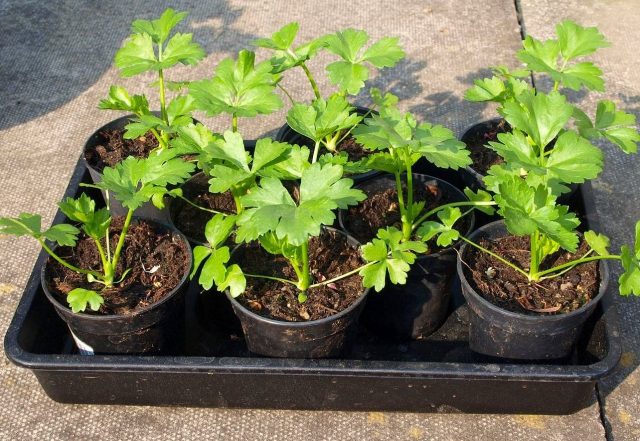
[
  {"left": 521, "top": 2, "right": 640, "bottom": 440},
  {"left": 0, "top": 0, "right": 636, "bottom": 439}
]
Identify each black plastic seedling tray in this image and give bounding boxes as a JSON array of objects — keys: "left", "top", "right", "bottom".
[{"left": 4, "top": 155, "right": 622, "bottom": 414}]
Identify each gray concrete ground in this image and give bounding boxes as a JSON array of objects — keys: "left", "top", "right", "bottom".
[{"left": 0, "top": 0, "right": 637, "bottom": 439}]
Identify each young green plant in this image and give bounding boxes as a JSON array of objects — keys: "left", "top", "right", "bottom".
[
  {"left": 0, "top": 152, "right": 194, "bottom": 312},
  {"left": 351, "top": 97, "right": 488, "bottom": 241},
  {"left": 253, "top": 23, "right": 405, "bottom": 100},
  {"left": 189, "top": 50, "right": 282, "bottom": 133},
  {"left": 465, "top": 20, "right": 639, "bottom": 155},
  {"left": 423, "top": 175, "right": 640, "bottom": 296},
  {"left": 190, "top": 162, "right": 426, "bottom": 303},
  {"left": 99, "top": 8, "right": 205, "bottom": 150}
]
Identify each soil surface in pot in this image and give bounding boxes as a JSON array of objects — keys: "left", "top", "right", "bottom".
[
  {"left": 236, "top": 229, "right": 364, "bottom": 322},
  {"left": 174, "top": 190, "right": 237, "bottom": 243},
  {"left": 464, "top": 119, "right": 510, "bottom": 175},
  {"left": 86, "top": 129, "right": 159, "bottom": 172},
  {"left": 343, "top": 179, "right": 470, "bottom": 251},
  {"left": 44, "top": 217, "right": 189, "bottom": 315},
  {"left": 324, "top": 135, "right": 370, "bottom": 162},
  {"left": 463, "top": 236, "right": 599, "bottom": 314}
]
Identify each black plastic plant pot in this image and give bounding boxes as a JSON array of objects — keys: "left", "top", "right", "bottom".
[
  {"left": 40, "top": 218, "right": 192, "bottom": 355},
  {"left": 83, "top": 113, "right": 193, "bottom": 223},
  {"left": 458, "top": 220, "right": 609, "bottom": 360},
  {"left": 275, "top": 106, "right": 380, "bottom": 183},
  {"left": 225, "top": 229, "right": 369, "bottom": 358},
  {"left": 339, "top": 173, "right": 475, "bottom": 340}
]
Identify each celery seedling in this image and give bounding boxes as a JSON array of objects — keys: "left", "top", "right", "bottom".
[
  {"left": 465, "top": 20, "right": 639, "bottom": 155},
  {"left": 423, "top": 176, "right": 640, "bottom": 296},
  {"left": 190, "top": 163, "right": 425, "bottom": 303},
  {"left": 99, "top": 8, "right": 205, "bottom": 150},
  {"left": 352, "top": 96, "right": 486, "bottom": 241},
  {"left": 0, "top": 153, "right": 194, "bottom": 312}
]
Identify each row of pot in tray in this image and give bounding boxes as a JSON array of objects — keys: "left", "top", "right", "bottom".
[{"left": 2, "top": 9, "right": 640, "bottom": 361}]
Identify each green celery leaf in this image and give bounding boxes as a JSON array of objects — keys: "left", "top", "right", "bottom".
[
  {"left": 253, "top": 22, "right": 299, "bottom": 50},
  {"left": 42, "top": 224, "right": 80, "bottom": 247},
  {"left": 219, "top": 264, "right": 246, "bottom": 297},
  {"left": 166, "top": 95, "right": 196, "bottom": 125},
  {"left": 413, "top": 123, "right": 471, "bottom": 169},
  {"left": 198, "top": 247, "right": 231, "bottom": 291},
  {"left": 160, "top": 33, "right": 206, "bottom": 69},
  {"left": 190, "top": 245, "right": 212, "bottom": 279},
  {"left": 620, "top": 245, "right": 640, "bottom": 296},
  {"left": 325, "top": 29, "right": 404, "bottom": 95},
  {"left": 495, "top": 176, "right": 580, "bottom": 252},
  {"left": 545, "top": 131, "right": 603, "bottom": 183},
  {"left": 67, "top": 288, "right": 104, "bottom": 313},
  {"left": 114, "top": 33, "right": 158, "bottom": 77},
  {"left": 58, "top": 194, "right": 110, "bottom": 241},
  {"left": 0, "top": 213, "right": 42, "bottom": 237},
  {"left": 584, "top": 230, "right": 610, "bottom": 256},
  {"left": 286, "top": 95, "right": 360, "bottom": 143},
  {"left": 237, "top": 163, "right": 365, "bottom": 246},
  {"left": 360, "top": 227, "right": 426, "bottom": 291},
  {"left": 98, "top": 85, "right": 149, "bottom": 115},
  {"left": 131, "top": 8, "right": 188, "bottom": 44},
  {"left": 580, "top": 100, "right": 640, "bottom": 154},
  {"left": 556, "top": 20, "right": 609, "bottom": 60},
  {"left": 204, "top": 214, "right": 237, "bottom": 249},
  {"left": 499, "top": 90, "right": 573, "bottom": 149},
  {"left": 463, "top": 188, "right": 496, "bottom": 215},
  {"left": 189, "top": 50, "right": 282, "bottom": 118},
  {"left": 464, "top": 77, "right": 507, "bottom": 102}
]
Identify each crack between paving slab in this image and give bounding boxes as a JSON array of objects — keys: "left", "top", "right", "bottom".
[
  {"left": 512, "top": 0, "right": 538, "bottom": 90},
  {"left": 595, "top": 382, "right": 613, "bottom": 441}
]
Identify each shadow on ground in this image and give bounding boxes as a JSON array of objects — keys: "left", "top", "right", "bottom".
[{"left": 0, "top": 0, "right": 258, "bottom": 130}]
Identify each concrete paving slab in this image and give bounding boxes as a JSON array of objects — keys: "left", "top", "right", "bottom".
[
  {"left": 0, "top": 0, "right": 613, "bottom": 439},
  {"left": 520, "top": 1, "right": 640, "bottom": 439}
]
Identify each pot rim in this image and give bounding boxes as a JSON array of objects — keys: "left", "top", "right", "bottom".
[
  {"left": 41, "top": 216, "right": 193, "bottom": 320},
  {"left": 457, "top": 219, "right": 610, "bottom": 322},
  {"left": 225, "top": 227, "right": 370, "bottom": 328},
  {"left": 338, "top": 172, "right": 476, "bottom": 258}
]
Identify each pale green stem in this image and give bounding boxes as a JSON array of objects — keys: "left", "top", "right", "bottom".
[
  {"left": 308, "top": 261, "right": 375, "bottom": 289},
  {"left": 39, "top": 240, "right": 100, "bottom": 278},
  {"left": 175, "top": 194, "right": 222, "bottom": 214},
  {"left": 312, "top": 140, "right": 321, "bottom": 163},
  {"left": 299, "top": 241, "right": 311, "bottom": 292},
  {"left": 412, "top": 201, "right": 496, "bottom": 232},
  {"left": 108, "top": 208, "right": 134, "bottom": 286},
  {"left": 534, "top": 255, "right": 621, "bottom": 279},
  {"left": 460, "top": 236, "right": 532, "bottom": 280},
  {"left": 244, "top": 273, "right": 298, "bottom": 286},
  {"left": 277, "top": 83, "right": 295, "bottom": 105},
  {"left": 299, "top": 62, "right": 321, "bottom": 100},
  {"left": 538, "top": 250, "right": 594, "bottom": 281},
  {"left": 232, "top": 114, "right": 238, "bottom": 133}
]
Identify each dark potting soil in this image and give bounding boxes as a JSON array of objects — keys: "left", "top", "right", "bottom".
[
  {"left": 328, "top": 135, "right": 371, "bottom": 162},
  {"left": 465, "top": 119, "right": 510, "bottom": 175},
  {"left": 343, "top": 179, "right": 470, "bottom": 251},
  {"left": 44, "top": 218, "right": 190, "bottom": 315},
  {"left": 236, "top": 230, "right": 364, "bottom": 322},
  {"left": 463, "top": 236, "right": 599, "bottom": 315},
  {"left": 85, "top": 129, "right": 159, "bottom": 172}
]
